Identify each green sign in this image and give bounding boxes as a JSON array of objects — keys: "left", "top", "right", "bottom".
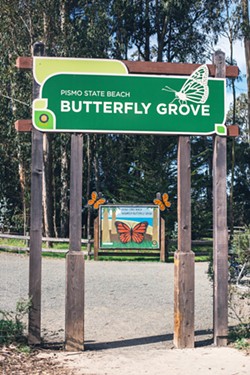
[
  {"left": 99, "top": 205, "right": 160, "bottom": 250},
  {"left": 33, "top": 58, "right": 227, "bottom": 135}
]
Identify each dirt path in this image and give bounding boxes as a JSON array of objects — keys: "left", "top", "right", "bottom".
[
  {"left": 51, "top": 346, "right": 250, "bottom": 375},
  {"left": 0, "top": 253, "right": 249, "bottom": 374}
]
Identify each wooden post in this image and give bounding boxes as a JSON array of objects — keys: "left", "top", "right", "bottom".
[
  {"left": 65, "top": 134, "right": 85, "bottom": 351},
  {"left": 94, "top": 217, "right": 99, "bottom": 260},
  {"left": 160, "top": 217, "right": 166, "bottom": 262},
  {"left": 174, "top": 136, "right": 195, "bottom": 348},
  {"left": 28, "top": 42, "right": 44, "bottom": 345},
  {"left": 213, "top": 51, "right": 228, "bottom": 346}
]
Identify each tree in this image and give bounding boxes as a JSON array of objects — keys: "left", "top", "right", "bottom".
[
  {"left": 241, "top": 0, "right": 250, "bottom": 137},
  {"left": 227, "top": 94, "right": 250, "bottom": 227},
  {"left": 217, "top": 0, "right": 242, "bottom": 240}
]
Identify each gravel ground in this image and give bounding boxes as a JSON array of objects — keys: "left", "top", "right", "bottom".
[
  {"left": 0, "top": 252, "right": 214, "bottom": 348},
  {"left": 1, "top": 253, "right": 250, "bottom": 375}
]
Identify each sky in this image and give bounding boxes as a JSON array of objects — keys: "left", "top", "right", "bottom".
[{"left": 215, "top": 37, "right": 247, "bottom": 111}]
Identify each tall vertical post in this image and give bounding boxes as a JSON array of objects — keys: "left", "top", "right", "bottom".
[
  {"left": 174, "top": 136, "right": 195, "bottom": 348},
  {"left": 213, "top": 51, "right": 228, "bottom": 346},
  {"left": 28, "top": 42, "right": 45, "bottom": 345},
  {"left": 65, "top": 133, "right": 85, "bottom": 351}
]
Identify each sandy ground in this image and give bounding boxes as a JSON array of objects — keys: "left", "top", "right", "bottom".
[{"left": 41, "top": 346, "right": 250, "bottom": 375}]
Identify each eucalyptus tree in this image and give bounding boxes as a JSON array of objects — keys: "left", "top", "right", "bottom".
[
  {"left": 241, "top": 0, "right": 250, "bottom": 136},
  {"left": 227, "top": 94, "right": 250, "bottom": 227}
]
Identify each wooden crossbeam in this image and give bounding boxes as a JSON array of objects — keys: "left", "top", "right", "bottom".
[
  {"left": 15, "top": 119, "right": 32, "bottom": 132},
  {"left": 16, "top": 56, "right": 239, "bottom": 78},
  {"left": 14, "top": 118, "right": 240, "bottom": 137},
  {"left": 123, "top": 61, "right": 239, "bottom": 78}
]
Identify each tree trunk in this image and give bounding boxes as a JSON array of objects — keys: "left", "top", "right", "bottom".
[
  {"left": 241, "top": 0, "right": 250, "bottom": 137},
  {"left": 60, "top": 136, "right": 69, "bottom": 237},
  {"left": 18, "top": 158, "right": 27, "bottom": 236},
  {"left": 93, "top": 135, "right": 100, "bottom": 192}
]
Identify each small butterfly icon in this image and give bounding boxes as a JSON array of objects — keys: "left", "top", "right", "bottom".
[
  {"left": 162, "top": 64, "right": 209, "bottom": 104},
  {"left": 88, "top": 191, "right": 106, "bottom": 210},
  {"left": 115, "top": 221, "right": 148, "bottom": 244},
  {"left": 153, "top": 193, "right": 171, "bottom": 211}
]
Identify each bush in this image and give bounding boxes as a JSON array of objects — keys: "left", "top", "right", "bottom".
[{"left": 0, "top": 298, "right": 31, "bottom": 346}]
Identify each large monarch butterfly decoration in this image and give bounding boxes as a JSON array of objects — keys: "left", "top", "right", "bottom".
[
  {"left": 162, "top": 64, "right": 209, "bottom": 105},
  {"left": 115, "top": 221, "right": 148, "bottom": 244},
  {"left": 153, "top": 193, "right": 171, "bottom": 211},
  {"left": 88, "top": 191, "right": 106, "bottom": 210}
]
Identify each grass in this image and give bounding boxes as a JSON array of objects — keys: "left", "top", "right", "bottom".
[{"left": 0, "top": 238, "right": 212, "bottom": 262}]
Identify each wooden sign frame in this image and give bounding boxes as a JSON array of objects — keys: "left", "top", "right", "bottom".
[{"left": 16, "top": 47, "right": 237, "bottom": 351}]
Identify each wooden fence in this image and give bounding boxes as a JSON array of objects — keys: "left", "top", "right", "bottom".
[
  {"left": 0, "top": 233, "right": 212, "bottom": 259},
  {"left": 0, "top": 233, "right": 93, "bottom": 254}
]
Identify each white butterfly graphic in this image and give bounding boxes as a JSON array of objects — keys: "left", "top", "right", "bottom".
[{"left": 162, "top": 64, "right": 209, "bottom": 104}]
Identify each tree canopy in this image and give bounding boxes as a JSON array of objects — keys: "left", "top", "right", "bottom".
[{"left": 0, "top": 0, "right": 249, "bottom": 238}]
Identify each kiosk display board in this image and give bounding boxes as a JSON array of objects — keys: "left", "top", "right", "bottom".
[{"left": 99, "top": 205, "right": 160, "bottom": 250}]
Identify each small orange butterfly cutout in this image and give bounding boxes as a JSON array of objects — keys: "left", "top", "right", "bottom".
[
  {"left": 88, "top": 191, "right": 106, "bottom": 210},
  {"left": 153, "top": 193, "right": 171, "bottom": 211}
]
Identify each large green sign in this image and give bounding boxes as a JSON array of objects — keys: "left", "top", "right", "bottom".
[{"left": 33, "top": 57, "right": 227, "bottom": 135}]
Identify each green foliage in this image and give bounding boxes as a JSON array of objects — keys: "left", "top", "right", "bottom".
[
  {"left": 231, "top": 226, "right": 250, "bottom": 264},
  {"left": 229, "top": 323, "right": 250, "bottom": 349},
  {"left": 0, "top": 0, "right": 249, "bottom": 240},
  {"left": 0, "top": 299, "right": 31, "bottom": 346}
]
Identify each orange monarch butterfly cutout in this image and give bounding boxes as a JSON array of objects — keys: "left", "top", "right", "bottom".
[
  {"left": 115, "top": 221, "right": 148, "bottom": 244},
  {"left": 153, "top": 193, "right": 171, "bottom": 211},
  {"left": 88, "top": 191, "right": 106, "bottom": 210}
]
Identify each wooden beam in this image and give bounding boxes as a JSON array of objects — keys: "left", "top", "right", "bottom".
[
  {"left": 15, "top": 120, "right": 240, "bottom": 137},
  {"left": 65, "top": 251, "right": 85, "bottom": 351},
  {"left": 160, "top": 217, "right": 166, "bottom": 262},
  {"left": 65, "top": 133, "right": 85, "bottom": 351},
  {"left": 69, "top": 134, "right": 83, "bottom": 252},
  {"left": 16, "top": 56, "right": 33, "bottom": 69},
  {"left": 94, "top": 217, "right": 99, "bottom": 261},
  {"left": 123, "top": 61, "right": 239, "bottom": 77},
  {"left": 16, "top": 56, "right": 239, "bottom": 78},
  {"left": 213, "top": 50, "right": 228, "bottom": 347},
  {"left": 28, "top": 42, "right": 45, "bottom": 346},
  {"left": 227, "top": 125, "right": 240, "bottom": 137},
  {"left": 174, "top": 136, "right": 195, "bottom": 349},
  {"left": 15, "top": 119, "right": 32, "bottom": 132}
]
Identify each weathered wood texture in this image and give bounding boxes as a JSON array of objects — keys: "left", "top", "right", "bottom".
[
  {"left": 174, "top": 251, "right": 195, "bottom": 348},
  {"left": 65, "top": 251, "right": 85, "bottom": 351},
  {"left": 160, "top": 217, "right": 166, "bottom": 262},
  {"left": 174, "top": 136, "right": 195, "bottom": 348},
  {"left": 15, "top": 119, "right": 32, "bottom": 132},
  {"left": 227, "top": 125, "right": 239, "bottom": 137},
  {"left": 69, "top": 134, "right": 83, "bottom": 252},
  {"left": 213, "top": 51, "right": 228, "bottom": 347},
  {"left": 16, "top": 56, "right": 239, "bottom": 78},
  {"left": 177, "top": 137, "right": 191, "bottom": 252},
  {"left": 65, "top": 133, "right": 85, "bottom": 351},
  {"left": 16, "top": 56, "right": 33, "bottom": 69},
  {"left": 28, "top": 42, "right": 45, "bottom": 345},
  {"left": 94, "top": 217, "right": 99, "bottom": 260}
]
